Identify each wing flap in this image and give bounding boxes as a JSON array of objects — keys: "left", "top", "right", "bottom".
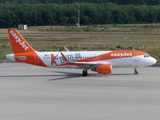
[{"left": 73, "top": 61, "right": 111, "bottom": 65}]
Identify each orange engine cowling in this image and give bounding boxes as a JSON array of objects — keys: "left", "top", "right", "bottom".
[{"left": 97, "top": 65, "right": 112, "bottom": 74}]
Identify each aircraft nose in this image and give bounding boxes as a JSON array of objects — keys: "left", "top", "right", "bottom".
[{"left": 150, "top": 57, "right": 157, "bottom": 65}]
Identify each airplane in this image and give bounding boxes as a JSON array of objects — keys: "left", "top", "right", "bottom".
[{"left": 6, "top": 28, "right": 157, "bottom": 76}]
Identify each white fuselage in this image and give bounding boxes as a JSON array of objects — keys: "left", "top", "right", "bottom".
[
  {"left": 6, "top": 51, "right": 157, "bottom": 69},
  {"left": 33, "top": 51, "right": 157, "bottom": 68}
]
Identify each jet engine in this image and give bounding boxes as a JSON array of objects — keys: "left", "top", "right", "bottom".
[{"left": 91, "top": 65, "right": 112, "bottom": 74}]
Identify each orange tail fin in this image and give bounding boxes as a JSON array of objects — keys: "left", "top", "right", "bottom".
[
  {"left": 8, "top": 28, "right": 35, "bottom": 54},
  {"left": 7, "top": 29, "right": 47, "bottom": 67}
]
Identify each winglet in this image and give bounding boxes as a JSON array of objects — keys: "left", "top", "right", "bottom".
[
  {"left": 63, "top": 46, "right": 69, "bottom": 52},
  {"left": 60, "top": 52, "right": 69, "bottom": 62}
]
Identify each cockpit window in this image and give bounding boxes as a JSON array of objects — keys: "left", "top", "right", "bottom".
[{"left": 144, "top": 55, "right": 151, "bottom": 58}]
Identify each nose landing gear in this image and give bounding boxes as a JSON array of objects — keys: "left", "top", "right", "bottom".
[{"left": 134, "top": 67, "right": 138, "bottom": 75}]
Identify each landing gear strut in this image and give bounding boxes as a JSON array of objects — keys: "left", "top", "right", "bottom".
[
  {"left": 134, "top": 67, "right": 138, "bottom": 75},
  {"left": 82, "top": 70, "right": 88, "bottom": 76}
]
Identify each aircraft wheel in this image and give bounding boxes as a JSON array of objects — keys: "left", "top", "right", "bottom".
[
  {"left": 82, "top": 70, "right": 88, "bottom": 76},
  {"left": 134, "top": 71, "right": 138, "bottom": 75},
  {"left": 134, "top": 67, "right": 138, "bottom": 75}
]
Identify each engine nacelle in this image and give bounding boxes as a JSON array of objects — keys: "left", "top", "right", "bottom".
[{"left": 97, "top": 65, "right": 112, "bottom": 74}]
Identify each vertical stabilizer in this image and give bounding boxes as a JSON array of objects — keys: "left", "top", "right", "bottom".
[
  {"left": 8, "top": 28, "right": 35, "bottom": 53},
  {"left": 7, "top": 29, "right": 47, "bottom": 67}
]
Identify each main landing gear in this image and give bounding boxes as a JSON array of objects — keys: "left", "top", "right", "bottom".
[
  {"left": 82, "top": 68, "right": 139, "bottom": 76},
  {"left": 134, "top": 67, "right": 138, "bottom": 75},
  {"left": 82, "top": 70, "right": 88, "bottom": 76}
]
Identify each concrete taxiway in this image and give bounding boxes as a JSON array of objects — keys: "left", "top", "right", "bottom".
[{"left": 0, "top": 62, "right": 160, "bottom": 120}]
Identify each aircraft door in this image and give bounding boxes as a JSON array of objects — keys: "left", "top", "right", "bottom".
[{"left": 134, "top": 52, "right": 139, "bottom": 62}]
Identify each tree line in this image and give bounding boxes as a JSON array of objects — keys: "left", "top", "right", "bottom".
[
  {"left": 0, "top": 3, "right": 160, "bottom": 28},
  {"left": 0, "top": 0, "right": 159, "bottom": 5}
]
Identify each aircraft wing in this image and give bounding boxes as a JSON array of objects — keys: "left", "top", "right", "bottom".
[
  {"left": 60, "top": 52, "right": 112, "bottom": 65},
  {"left": 73, "top": 61, "right": 111, "bottom": 65}
]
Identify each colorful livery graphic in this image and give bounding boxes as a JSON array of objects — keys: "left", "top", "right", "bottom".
[{"left": 6, "top": 29, "right": 157, "bottom": 76}]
